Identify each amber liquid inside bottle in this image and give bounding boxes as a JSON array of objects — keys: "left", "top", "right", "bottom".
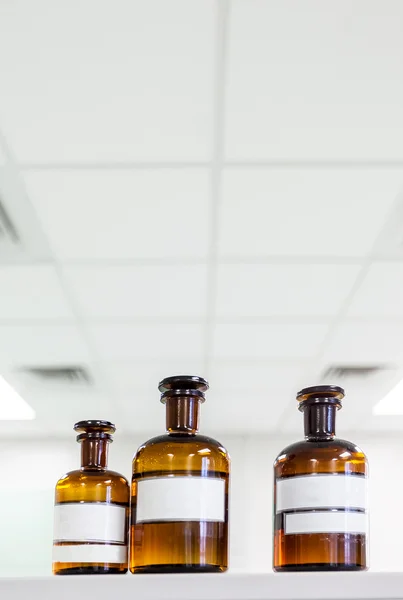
[
  {"left": 53, "top": 423, "right": 130, "bottom": 575},
  {"left": 273, "top": 388, "right": 368, "bottom": 572},
  {"left": 130, "top": 392, "right": 230, "bottom": 573}
]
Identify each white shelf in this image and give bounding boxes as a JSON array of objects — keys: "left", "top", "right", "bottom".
[{"left": 1, "top": 573, "right": 403, "bottom": 600}]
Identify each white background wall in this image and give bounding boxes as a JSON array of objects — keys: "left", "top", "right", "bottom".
[{"left": 0, "top": 433, "right": 399, "bottom": 577}]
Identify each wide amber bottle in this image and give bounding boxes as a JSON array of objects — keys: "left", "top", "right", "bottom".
[
  {"left": 273, "top": 385, "right": 368, "bottom": 571},
  {"left": 130, "top": 375, "right": 230, "bottom": 573},
  {"left": 53, "top": 420, "right": 129, "bottom": 575}
]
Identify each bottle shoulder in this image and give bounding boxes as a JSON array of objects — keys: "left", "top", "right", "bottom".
[
  {"left": 133, "top": 433, "right": 229, "bottom": 475},
  {"left": 274, "top": 437, "right": 367, "bottom": 477},
  {"left": 55, "top": 469, "right": 129, "bottom": 504},
  {"left": 136, "top": 433, "right": 228, "bottom": 452},
  {"left": 57, "top": 468, "right": 128, "bottom": 485}
]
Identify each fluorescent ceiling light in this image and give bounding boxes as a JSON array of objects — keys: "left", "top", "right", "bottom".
[
  {"left": 373, "top": 378, "right": 403, "bottom": 415},
  {"left": 0, "top": 375, "right": 35, "bottom": 420}
]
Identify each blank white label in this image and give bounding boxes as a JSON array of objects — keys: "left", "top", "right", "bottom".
[
  {"left": 285, "top": 511, "right": 368, "bottom": 535},
  {"left": 136, "top": 476, "right": 225, "bottom": 523},
  {"left": 54, "top": 503, "right": 126, "bottom": 543},
  {"left": 276, "top": 475, "right": 367, "bottom": 512},
  {"left": 53, "top": 544, "right": 127, "bottom": 564}
]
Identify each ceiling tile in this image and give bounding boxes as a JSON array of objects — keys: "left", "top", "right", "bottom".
[
  {"left": 103, "top": 360, "right": 205, "bottom": 397},
  {"left": 212, "top": 323, "right": 329, "bottom": 360},
  {"left": 324, "top": 321, "right": 403, "bottom": 364},
  {"left": 24, "top": 389, "right": 114, "bottom": 431},
  {"left": 370, "top": 197, "right": 403, "bottom": 259},
  {"left": 0, "top": 419, "right": 70, "bottom": 440},
  {"left": 355, "top": 414, "right": 403, "bottom": 434},
  {"left": 218, "top": 168, "right": 402, "bottom": 258},
  {"left": 203, "top": 390, "right": 288, "bottom": 434},
  {"left": 118, "top": 395, "right": 167, "bottom": 434},
  {"left": 0, "top": 325, "right": 91, "bottom": 367},
  {"left": 206, "top": 362, "right": 310, "bottom": 432},
  {"left": 209, "top": 361, "right": 308, "bottom": 393},
  {"left": 23, "top": 169, "right": 210, "bottom": 260},
  {"left": 88, "top": 324, "right": 204, "bottom": 361},
  {"left": 0, "top": 143, "right": 6, "bottom": 166},
  {"left": 0, "top": 266, "right": 74, "bottom": 320},
  {"left": 0, "top": 0, "right": 214, "bottom": 162},
  {"left": 277, "top": 399, "right": 304, "bottom": 435},
  {"left": 216, "top": 263, "right": 361, "bottom": 318},
  {"left": 226, "top": 1, "right": 403, "bottom": 160},
  {"left": 347, "top": 262, "right": 403, "bottom": 318},
  {"left": 0, "top": 165, "right": 53, "bottom": 262},
  {"left": 64, "top": 265, "right": 208, "bottom": 319}
]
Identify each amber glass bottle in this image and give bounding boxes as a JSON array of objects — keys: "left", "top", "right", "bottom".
[
  {"left": 53, "top": 420, "right": 129, "bottom": 575},
  {"left": 130, "top": 376, "right": 230, "bottom": 574},
  {"left": 273, "top": 385, "right": 368, "bottom": 572}
]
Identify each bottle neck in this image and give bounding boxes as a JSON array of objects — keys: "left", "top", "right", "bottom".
[
  {"left": 80, "top": 438, "right": 109, "bottom": 469},
  {"left": 166, "top": 396, "right": 200, "bottom": 435},
  {"left": 302, "top": 402, "right": 337, "bottom": 440}
]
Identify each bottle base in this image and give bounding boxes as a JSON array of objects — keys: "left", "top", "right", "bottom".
[
  {"left": 130, "top": 564, "right": 227, "bottom": 574},
  {"left": 54, "top": 566, "right": 128, "bottom": 575},
  {"left": 273, "top": 563, "right": 367, "bottom": 572}
]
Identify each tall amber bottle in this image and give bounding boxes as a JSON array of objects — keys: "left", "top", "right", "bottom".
[
  {"left": 273, "top": 385, "right": 368, "bottom": 571},
  {"left": 53, "top": 420, "right": 129, "bottom": 575},
  {"left": 130, "top": 376, "right": 230, "bottom": 573}
]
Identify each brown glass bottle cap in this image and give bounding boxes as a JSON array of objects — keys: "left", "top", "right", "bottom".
[
  {"left": 297, "top": 385, "right": 344, "bottom": 409},
  {"left": 297, "top": 385, "right": 344, "bottom": 400},
  {"left": 74, "top": 420, "right": 116, "bottom": 441},
  {"left": 158, "top": 375, "right": 209, "bottom": 404}
]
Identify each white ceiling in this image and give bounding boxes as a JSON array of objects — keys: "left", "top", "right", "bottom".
[{"left": 0, "top": 0, "right": 403, "bottom": 438}]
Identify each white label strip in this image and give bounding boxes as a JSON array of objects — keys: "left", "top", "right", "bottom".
[
  {"left": 53, "top": 544, "right": 127, "bottom": 564},
  {"left": 54, "top": 503, "right": 126, "bottom": 543},
  {"left": 284, "top": 511, "right": 368, "bottom": 535},
  {"left": 136, "top": 476, "right": 225, "bottom": 523},
  {"left": 276, "top": 475, "right": 367, "bottom": 513}
]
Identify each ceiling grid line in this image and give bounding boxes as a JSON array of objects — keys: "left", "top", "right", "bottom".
[
  {"left": 202, "top": 0, "right": 231, "bottom": 376},
  {"left": 17, "top": 160, "right": 403, "bottom": 171},
  {"left": 18, "top": 162, "right": 212, "bottom": 171},
  {"left": 224, "top": 161, "right": 403, "bottom": 169}
]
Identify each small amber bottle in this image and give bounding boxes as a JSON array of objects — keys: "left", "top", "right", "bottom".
[
  {"left": 273, "top": 385, "right": 368, "bottom": 571},
  {"left": 53, "top": 420, "right": 129, "bottom": 575},
  {"left": 130, "top": 375, "right": 230, "bottom": 574}
]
